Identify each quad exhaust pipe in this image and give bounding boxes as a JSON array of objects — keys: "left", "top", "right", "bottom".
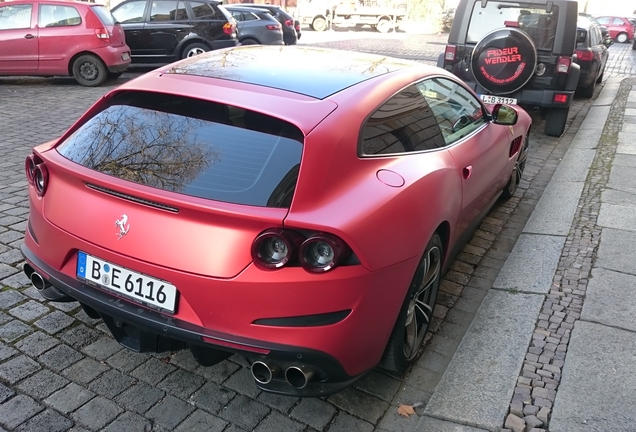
[{"left": 251, "top": 361, "right": 316, "bottom": 389}]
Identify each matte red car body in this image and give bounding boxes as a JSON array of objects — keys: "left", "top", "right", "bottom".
[
  {"left": 0, "top": 0, "right": 130, "bottom": 80},
  {"left": 22, "top": 46, "right": 532, "bottom": 396}
]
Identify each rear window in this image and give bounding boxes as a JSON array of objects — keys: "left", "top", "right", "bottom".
[
  {"left": 468, "top": 2, "right": 559, "bottom": 50},
  {"left": 56, "top": 92, "right": 304, "bottom": 208},
  {"left": 91, "top": 5, "right": 117, "bottom": 26}
]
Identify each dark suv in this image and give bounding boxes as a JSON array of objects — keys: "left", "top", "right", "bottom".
[
  {"left": 438, "top": 0, "right": 580, "bottom": 137},
  {"left": 111, "top": 0, "right": 238, "bottom": 64}
]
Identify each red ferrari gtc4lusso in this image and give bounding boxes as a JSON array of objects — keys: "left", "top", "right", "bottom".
[{"left": 22, "top": 45, "right": 531, "bottom": 397}]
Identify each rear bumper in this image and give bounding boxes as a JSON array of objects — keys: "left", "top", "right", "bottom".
[
  {"left": 93, "top": 45, "right": 131, "bottom": 73},
  {"left": 21, "top": 242, "right": 365, "bottom": 396}
]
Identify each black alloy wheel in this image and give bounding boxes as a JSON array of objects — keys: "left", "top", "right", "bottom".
[{"left": 379, "top": 233, "right": 443, "bottom": 373}]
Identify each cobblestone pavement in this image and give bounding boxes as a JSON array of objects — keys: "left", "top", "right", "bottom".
[{"left": 0, "top": 34, "right": 635, "bottom": 432}]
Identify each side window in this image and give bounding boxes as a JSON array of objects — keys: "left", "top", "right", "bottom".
[
  {"left": 150, "top": 0, "right": 186, "bottom": 21},
  {"left": 39, "top": 5, "right": 81, "bottom": 28},
  {"left": 190, "top": 1, "right": 224, "bottom": 20},
  {"left": 611, "top": 17, "right": 624, "bottom": 26},
  {"left": 596, "top": 16, "right": 609, "bottom": 25},
  {"left": 230, "top": 10, "right": 243, "bottom": 21},
  {"left": 244, "top": 12, "right": 258, "bottom": 21},
  {"left": 0, "top": 4, "right": 32, "bottom": 30},
  {"left": 112, "top": 0, "right": 147, "bottom": 23},
  {"left": 361, "top": 84, "right": 445, "bottom": 156},
  {"left": 417, "top": 77, "right": 486, "bottom": 145}
]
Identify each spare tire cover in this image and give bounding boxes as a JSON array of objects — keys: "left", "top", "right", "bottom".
[{"left": 471, "top": 28, "right": 537, "bottom": 95}]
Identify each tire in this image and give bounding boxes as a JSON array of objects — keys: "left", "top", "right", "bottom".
[
  {"left": 500, "top": 134, "right": 529, "bottom": 200},
  {"left": 379, "top": 233, "right": 443, "bottom": 374},
  {"left": 181, "top": 42, "right": 209, "bottom": 59},
  {"left": 579, "top": 75, "right": 596, "bottom": 98},
  {"left": 633, "top": 39, "right": 636, "bottom": 50},
  {"left": 240, "top": 37, "right": 260, "bottom": 45},
  {"left": 72, "top": 55, "right": 107, "bottom": 87},
  {"left": 617, "top": 32, "right": 628, "bottom": 43},
  {"left": 544, "top": 107, "right": 569, "bottom": 137},
  {"left": 596, "top": 64, "right": 605, "bottom": 83},
  {"left": 376, "top": 18, "right": 391, "bottom": 33},
  {"left": 312, "top": 16, "right": 328, "bottom": 32}
]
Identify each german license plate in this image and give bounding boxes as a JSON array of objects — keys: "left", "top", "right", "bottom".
[
  {"left": 480, "top": 95, "right": 517, "bottom": 105},
  {"left": 122, "top": 52, "right": 130, "bottom": 61},
  {"left": 77, "top": 251, "right": 177, "bottom": 313}
]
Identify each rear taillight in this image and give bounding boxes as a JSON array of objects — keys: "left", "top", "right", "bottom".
[
  {"left": 251, "top": 229, "right": 352, "bottom": 273},
  {"left": 34, "top": 164, "right": 48, "bottom": 197},
  {"left": 266, "top": 24, "right": 281, "bottom": 31},
  {"left": 223, "top": 22, "right": 235, "bottom": 35},
  {"left": 556, "top": 56, "right": 571, "bottom": 73},
  {"left": 575, "top": 49, "right": 594, "bottom": 61},
  {"left": 299, "top": 233, "right": 350, "bottom": 273},
  {"left": 444, "top": 44, "right": 456, "bottom": 62},
  {"left": 26, "top": 154, "right": 48, "bottom": 196},
  {"left": 25, "top": 155, "right": 37, "bottom": 185},
  {"left": 295, "top": 24, "right": 300, "bottom": 31},
  {"left": 94, "top": 27, "right": 110, "bottom": 41},
  {"left": 252, "top": 229, "right": 303, "bottom": 270},
  {"left": 554, "top": 93, "right": 568, "bottom": 103},
  {"left": 284, "top": 19, "right": 293, "bottom": 27}
]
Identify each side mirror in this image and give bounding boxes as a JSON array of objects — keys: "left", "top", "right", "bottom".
[{"left": 491, "top": 104, "right": 518, "bottom": 125}]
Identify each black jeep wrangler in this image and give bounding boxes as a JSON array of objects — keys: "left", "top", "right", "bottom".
[{"left": 438, "top": 0, "right": 580, "bottom": 137}]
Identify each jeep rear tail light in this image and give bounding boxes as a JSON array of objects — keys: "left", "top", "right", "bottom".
[
  {"left": 554, "top": 93, "right": 568, "bottom": 103},
  {"left": 94, "top": 28, "right": 110, "bottom": 41},
  {"left": 444, "top": 45, "right": 456, "bottom": 61},
  {"left": 284, "top": 19, "right": 293, "bottom": 27},
  {"left": 557, "top": 56, "right": 571, "bottom": 73},
  {"left": 266, "top": 24, "right": 281, "bottom": 30},
  {"left": 575, "top": 49, "right": 594, "bottom": 61}
]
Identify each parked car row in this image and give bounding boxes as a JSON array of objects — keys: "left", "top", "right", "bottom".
[{"left": 0, "top": 0, "right": 301, "bottom": 86}]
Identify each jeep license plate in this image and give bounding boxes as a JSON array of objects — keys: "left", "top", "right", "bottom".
[{"left": 480, "top": 95, "right": 517, "bottom": 105}]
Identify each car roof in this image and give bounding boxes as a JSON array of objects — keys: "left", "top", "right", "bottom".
[
  {"left": 4, "top": 0, "right": 94, "bottom": 5},
  {"left": 163, "top": 45, "right": 420, "bottom": 99}
]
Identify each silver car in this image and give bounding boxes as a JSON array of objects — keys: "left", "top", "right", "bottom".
[{"left": 225, "top": 6, "right": 284, "bottom": 45}]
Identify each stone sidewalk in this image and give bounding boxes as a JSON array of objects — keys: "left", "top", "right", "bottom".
[{"left": 416, "top": 76, "right": 636, "bottom": 431}]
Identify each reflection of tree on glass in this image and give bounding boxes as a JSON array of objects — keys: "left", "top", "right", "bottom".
[
  {"left": 56, "top": 92, "right": 305, "bottom": 208},
  {"left": 59, "top": 105, "right": 216, "bottom": 193}
]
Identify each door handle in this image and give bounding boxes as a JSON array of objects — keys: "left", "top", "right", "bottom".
[
  {"left": 24, "top": 34, "right": 36, "bottom": 39},
  {"left": 130, "top": 31, "right": 140, "bottom": 35},
  {"left": 463, "top": 166, "right": 472, "bottom": 179}
]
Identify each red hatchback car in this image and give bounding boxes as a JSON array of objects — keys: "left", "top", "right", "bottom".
[
  {"left": 21, "top": 46, "right": 531, "bottom": 396},
  {"left": 595, "top": 16, "right": 634, "bottom": 43},
  {"left": 0, "top": 0, "right": 130, "bottom": 86}
]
